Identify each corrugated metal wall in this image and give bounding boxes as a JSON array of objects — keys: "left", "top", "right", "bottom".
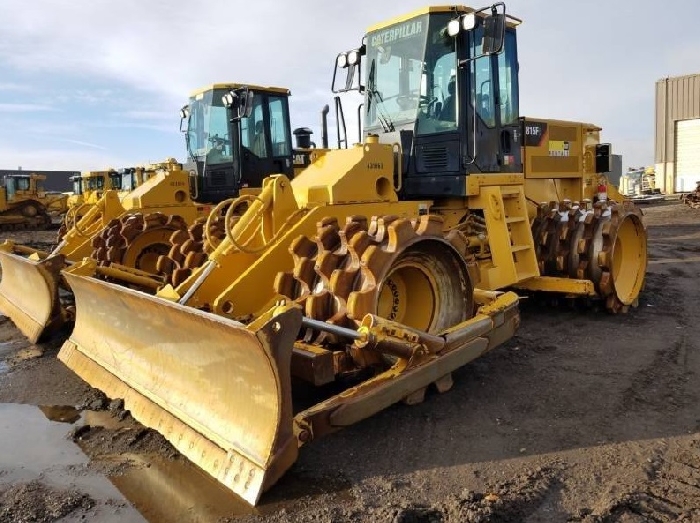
[{"left": 654, "top": 73, "right": 700, "bottom": 192}]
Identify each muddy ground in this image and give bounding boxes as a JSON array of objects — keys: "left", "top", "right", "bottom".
[{"left": 0, "top": 201, "right": 698, "bottom": 522}]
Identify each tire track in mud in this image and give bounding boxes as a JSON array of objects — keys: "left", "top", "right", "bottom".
[
  {"left": 619, "top": 222, "right": 698, "bottom": 419},
  {"left": 236, "top": 466, "right": 566, "bottom": 523},
  {"left": 588, "top": 440, "right": 700, "bottom": 522},
  {"left": 620, "top": 334, "right": 695, "bottom": 415}
]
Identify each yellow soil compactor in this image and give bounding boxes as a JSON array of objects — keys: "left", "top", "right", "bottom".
[
  {"left": 60, "top": 168, "right": 140, "bottom": 239},
  {"left": 46, "top": 3, "right": 649, "bottom": 506}
]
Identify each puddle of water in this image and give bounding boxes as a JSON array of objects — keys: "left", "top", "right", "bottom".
[
  {"left": 37, "top": 404, "right": 127, "bottom": 430},
  {"left": 82, "top": 409, "right": 131, "bottom": 430},
  {"left": 38, "top": 405, "right": 81, "bottom": 424},
  {"left": 14, "top": 346, "right": 42, "bottom": 361},
  {"left": 4, "top": 403, "right": 353, "bottom": 521},
  {"left": 0, "top": 340, "right": 25, "bottom": 358},
  {"left": 0, "top": 403, "right": 146, "bottom": 522},
  {"left": 109, "top": 454, "right": 261, "bottom": 522}
]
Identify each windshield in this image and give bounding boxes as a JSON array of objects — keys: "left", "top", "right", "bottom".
[
  {"left": 5, "top": 177, "right": 15, "bottom": 198},
  {"left": 17, "top": 177, "right": 30, "bottom": 191},
  {"left": 71, "top": 177, "right": 82, "bottom": 195},
  {"left": 121, "top": 172, "right": 135, "bottom": 191},
  {"left": 85, "top": 176, "right": 105, "bottom": 191},
  {"left": 109, "top": 173, "right": 122, "bottom": 190},
  {"left": 365, "top": 14, "right": 456, "bottom": 134},
  {"left": 186, "top": 88, "right": 232, "bottom": 166}
]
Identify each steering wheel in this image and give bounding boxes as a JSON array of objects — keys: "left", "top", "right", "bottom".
[
  {"left": 420, "top": 95, "right": 438, "bottom": 109},
  {"left": 395, "top": 93, "right": 419, "bottom": 110},
  {"left": 395, "top": 92, "right": 438, "bottom": 111},
  {"left": 208, "top": 134, "right": 227, "bottom": 146}
]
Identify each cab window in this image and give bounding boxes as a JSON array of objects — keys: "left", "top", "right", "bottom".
[
  {"left": 242, "top": 95, "right": 268, "bottom": 158},
  {"left": 268, "top": 96, "right": 291, "bottom": 157},
  {"left": 497, "top": 30, "right": 519, "bottom": 125},
  {"left": 471, "top": 26, "right": 495, "bottom": 128}
]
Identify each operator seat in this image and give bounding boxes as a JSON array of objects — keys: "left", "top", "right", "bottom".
[
  {"left": 252, "top": 120, "right": 267, "bottom": 157},
  {"left": 439, "top": 78, "right": 456, "bottom": 121}
]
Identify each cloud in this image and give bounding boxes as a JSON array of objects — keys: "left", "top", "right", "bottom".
[
  {"left": 90, "top": 121, "right": 178, "bottom": 134},
  {"left": 0, "top": 145, "right": 130, "bottom": 171},
  {"left": 118, "top": 110, "right": 176, "bottom": 121},
  {"left": 0, "top": 0, "right": 698, "bottom": 170},
  {"left": 0, "top": 103, "right": 56, "bottom": 113},
  {"left": 0, "top": 82, "right": 27, "bottom": 91},
  {"left": 56, "top": 139, "right": 106, "bottom": 150}
]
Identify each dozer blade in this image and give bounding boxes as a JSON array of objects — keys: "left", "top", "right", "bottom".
[
  {"left": 0, "top": 245, "right": 65, "bottom": 343},
  {"left": 57, "top": 269, "right": 303, "bottom": 506}
]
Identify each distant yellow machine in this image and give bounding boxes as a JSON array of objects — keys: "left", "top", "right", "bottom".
[
  {"left": 0, "top": 173, "right": 68, "bottom": 230},
  {"left": 60, "top": 169, "right": 139, "bottom": 240},
  {"left": 66, "top": 169, "right": 124, "bottom": 210},
  {"left": 55, "top": 3, "right": 647, "bottom": 506},
  {"left": 0, "top": 160, "right": 206, "bottom": 342}
]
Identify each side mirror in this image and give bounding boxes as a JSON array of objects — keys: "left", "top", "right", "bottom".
[
  {"left": 595, "top": 143, "right": 612, "bottom": 173},
  {"left": 482, "top": 12, "right": 505, "bottom": 54},
  {"left": 242, "top": 90, "right": 254, "bottom": 119},
  {"left": 222, "top": 88, "right": 254, "bottom": 121},
  {"left": 452, "top": 3, "right": 508, "bottom": 65},
  {"left": 179, "top": 105, "right": 189, "bottom": 132}
]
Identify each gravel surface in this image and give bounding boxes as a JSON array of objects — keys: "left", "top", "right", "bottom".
[{"left": 0, "top": 201, "right": 698, "bottom": 522}]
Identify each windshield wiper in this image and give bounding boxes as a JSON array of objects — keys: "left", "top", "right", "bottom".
[
  {"left": 185, "top": 130, "right": 197, "bottom": 161},
  {"left": 367, "top": 60, "right": 394, "bottom": 133},
  {"left": 367, "top": 89, "right": 395, "bottom": 133}
]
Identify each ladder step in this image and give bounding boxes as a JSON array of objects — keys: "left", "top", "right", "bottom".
[
  {"left": 505, "top": 216, "right": 526, "bottom": 224},
  {"left": 510, "top": 244, "right": 531, "bottom": 253},
  {"left": 515, "top": 270, "right": 540, "bottom": 281},
  {"left": 500, "top": 188, "right": 521, "bottom": 198}
]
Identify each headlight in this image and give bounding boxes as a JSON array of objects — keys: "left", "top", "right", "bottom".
[
  {"left": 447, "top": 19, "right": 460, "bottom": 37},
  {"left": 462, "top": 13, "right": 476, "bottom": 31},
  {"left": 222, "top": 92, "right": 235, "bottom": 107},
  {"left": 336, "top": 53, "right": 348, "bottom": 68},
  {"left": 347, "top": 49, "right": 360, "bottom": 66}
]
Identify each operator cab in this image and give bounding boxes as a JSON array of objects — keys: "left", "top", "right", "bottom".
[
  {"left": 117, "top": 168, "right": 138, "bottom": 192},
  {"left": 70, "top": 175, "right": 83, "bottom": 196},
  {"left": 4, "top": 175, "right": 33, "bottom": 197},
  {"left": 108, "top": 170, "right": 123, "bottom": 191},
  {"left": 182, "top": 84, "right": 294, "bottom": 203},
  {"left": 84, "top": 174, "right": 106, "bottom": 193},
  {"left": 334, "top": 4, "right": 520, "bottom": 198}
]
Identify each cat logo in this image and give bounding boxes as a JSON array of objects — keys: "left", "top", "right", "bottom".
[{"left": 367, "top": 162, "right": 384, "bottom": 170}]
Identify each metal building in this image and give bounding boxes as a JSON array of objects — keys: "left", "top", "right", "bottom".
[
  {"left": 655, "top": 73, "right": 700, "bottom": 193},
  {"left": 0, "top": 169, "right": 79, "bottom": 192}
]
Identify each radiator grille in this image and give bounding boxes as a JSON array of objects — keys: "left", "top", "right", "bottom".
[
  {"left": 420, "top": 145, "right": 448, "bottom": 170},
  {"left": 209, "top": 170, "right": 229, "bottom": 187}
]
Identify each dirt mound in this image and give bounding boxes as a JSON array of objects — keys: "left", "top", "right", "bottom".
[
  {"left": 70, "top": 424, "right": 179, "bottom": 460},
  {"left": 0, "top": 480, "right": 94, "bottom": 523}
]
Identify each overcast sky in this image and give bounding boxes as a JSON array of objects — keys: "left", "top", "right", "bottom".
[{"left": 0, "top": 0, "right": 697, "bottom": 172}]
